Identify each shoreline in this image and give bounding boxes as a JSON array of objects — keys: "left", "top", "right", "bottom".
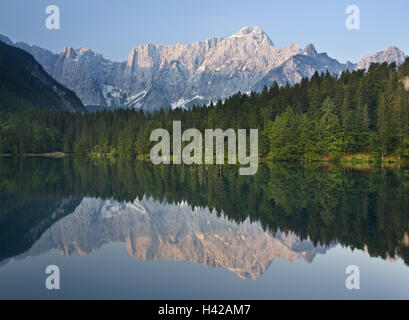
[
  {"left": 0, "top": 152, "right": 71, "bottom": 158},
  {"left": 1, "top": 152, "right": 407, "bottom": 168}
]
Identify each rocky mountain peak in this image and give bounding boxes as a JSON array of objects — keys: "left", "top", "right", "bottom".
[
  {"left": 229, "top": 26, "right": 273, "bottom": 45},
  {"left": 304, "top": 43, "right": 318, "bottom": 57},
  {"left": 386, "top": 45, "right": 402, "bottom": 52},
  {"left": 60, "top": 46, "right": 103, "bottom": 60},
  {"left": 384, "top": 45, "right": 406, "bottom": 60},
  {"left": 381, "top": 46, "right": 406, "bottom": 62},
  {"left": 357, "top": 45, "right": 406, "bottom": 70},
  {"left": 61, "top": 46, "right": 77, "bottom": 59}
]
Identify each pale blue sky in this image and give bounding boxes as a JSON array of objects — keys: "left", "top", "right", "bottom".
[{"left": 0, "top": 0, "right": 408, "bottom": 63}]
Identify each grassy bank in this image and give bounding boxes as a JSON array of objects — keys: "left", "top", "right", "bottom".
[
  {"left": 0, "top": 152, "right": 70, "bottom": 158},
  {"left": 320, "top": 153, "right": 402, "bottom": 164}
]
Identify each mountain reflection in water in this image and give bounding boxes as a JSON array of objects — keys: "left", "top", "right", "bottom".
[
  {"left": 0, "top": 157, "right": 409, "bottom": 279},
  {"left": 16, "top": 196, "right": 328, "bottom": 279}
]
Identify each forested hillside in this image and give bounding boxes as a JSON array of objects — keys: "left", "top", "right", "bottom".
[
  {"left": 0, "top": 58, "right": 409, "bottom": 161},
  {"left": 0, "top": 40, "right": 85, "bottom": 113}
]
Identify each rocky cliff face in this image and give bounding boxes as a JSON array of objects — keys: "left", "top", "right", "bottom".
[
  {"left": 21, "top": 196, "right": 328, "bottom": 280},
  {"left": 4, "top": 27, "right": 406, "bottom": 111},
  {"left": 253, "top": 45, "right": 352, "bottom": 91}
]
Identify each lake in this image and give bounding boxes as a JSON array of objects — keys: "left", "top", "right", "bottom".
[{"left": 0, "top": 157, "right": 409, "bottom": 299}]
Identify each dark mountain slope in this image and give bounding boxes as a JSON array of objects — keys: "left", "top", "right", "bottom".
[{"left": 0, "top": 40, "right": 86, "bottom": 112}]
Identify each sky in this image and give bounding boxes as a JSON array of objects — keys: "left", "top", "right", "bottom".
[{"left": 0, "top": 0, "right": 408, "bottom": 63}]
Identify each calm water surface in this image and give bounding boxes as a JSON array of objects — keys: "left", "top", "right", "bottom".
[{"left": 0, "top": 157, "right": 409, "bottom": 299}]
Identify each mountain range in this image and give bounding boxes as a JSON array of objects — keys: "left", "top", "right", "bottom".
[{"left": 0, "top": 26, "right": 407, "bottom": 112}]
